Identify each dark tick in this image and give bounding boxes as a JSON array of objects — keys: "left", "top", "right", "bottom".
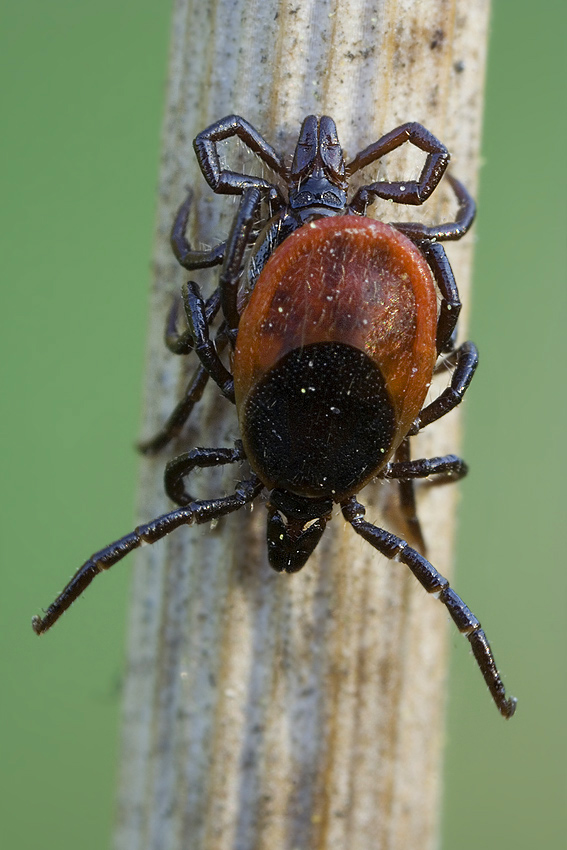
[{"left": 32, "top": 114, "right": 516, "bottom": 719}]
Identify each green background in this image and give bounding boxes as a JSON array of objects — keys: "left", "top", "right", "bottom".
[{"left": 1, "top": 2, "right": 564, "bottom": 847}]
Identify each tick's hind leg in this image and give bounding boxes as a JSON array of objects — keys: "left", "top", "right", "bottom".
[
  {"left": 342, "top": 497, "right": 517, "bottom": 719},
  {"left": 392, "top": 174, "right": 476, "bottom": 244},
  {"left": 171, "top": 189, "right": 226, "bottom": 270},
  {"left": 193, "top": 115, "right": 286, "bottom": 202},
  {"left": 391, "top": 176, "right": 474, "bottom": 353},
  {"left": 347, "top": 122, "right": 450, "bottom": 211}
]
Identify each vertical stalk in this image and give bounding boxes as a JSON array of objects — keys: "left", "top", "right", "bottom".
[{"left": 115, "top": 2, "right": 491, "bottom": 848}]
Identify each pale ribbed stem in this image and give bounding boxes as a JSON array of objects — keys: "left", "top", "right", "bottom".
[{"left": 114, "top": 2, "right": 491, "bottom": 848}]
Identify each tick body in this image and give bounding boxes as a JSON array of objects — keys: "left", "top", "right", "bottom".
[
  {"left": 33, "top": 114, "right": 516, "bottom": 719},
  {"left": 235, "top": 216, "right": 438, "bottom": 500}
]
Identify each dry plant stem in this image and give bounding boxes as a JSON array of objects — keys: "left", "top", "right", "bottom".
[{"left": 114, "top": 1, "right": 490, "bottom": 849}]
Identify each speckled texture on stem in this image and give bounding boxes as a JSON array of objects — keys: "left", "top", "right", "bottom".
[{"left": 114, "top": 2, "right": 490, "bottom": 848}]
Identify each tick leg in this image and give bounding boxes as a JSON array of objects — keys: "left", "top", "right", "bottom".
[
  {"left": 194, "top": 115, "right": 286, "bottom": 203},
  {"left": 139, "top": 290, "right": 226, "bottom": 454},
  {"left": 342, "top": 497, "right": 517, "bottom": 719},
  {"left": 164, "top": 295, "right": 195, "bottom": 355},
  {"left": 164, "top": 287, "right": 222, "bottom": 355},
  {"left": 410, "top": 341, "right": 478, "bottom": 434},
  {"left": 382, "top": 447, "right": 468, "bottom": 551},
  {"left": 420, "top": 242, "right": 461, "bottom": 353},
  {"left": 171, "top": 189, "right": 226, "bottom": 270},
  {"left": 387, "top": 438, "right": 427, "bottom": 553},
  {"left": 183, "top": 281, "right": 235, "bottom": 402},
  {"left": 380, "top": 442, "right": 467, "bottom": 555},
  {"left": 392, "top": 174, "right": 476, "bottom": 242},
  {"left": 164, "top": 441, "right": 246, "bottom": 505},
  {"left": 32, "top": 472, "right": 263, "bottom": 635},
  {"left": 138, "top": 365, "right": 210, "bottom": 455},
  {"left": 380, "top": 453, "right": 468, "bottom": 482},
  {"left": 173, "top": 188, "right": 264, "bottom": 342},
  {"left": 220, "top": 187, "right": 263, "bottom": 330},
  {"left": 347, "top": 123, "right": 450, "bottom": 211}
]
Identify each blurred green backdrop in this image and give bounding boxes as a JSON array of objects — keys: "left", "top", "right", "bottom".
[{"left": 1, "top": 2, "right": 564, "bottom": 848}]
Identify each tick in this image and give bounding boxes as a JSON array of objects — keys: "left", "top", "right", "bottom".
[{"left": 32, "top": 115, "right": 516, "bottom": 719}]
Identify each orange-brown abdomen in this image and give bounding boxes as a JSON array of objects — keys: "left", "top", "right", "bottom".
[{"left": 234, "top": 215, "right": 438, "bottom": 499}]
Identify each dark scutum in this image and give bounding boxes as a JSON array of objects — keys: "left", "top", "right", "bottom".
[{"left": 243, "top": 342, "right": 396, "bottom": 499}]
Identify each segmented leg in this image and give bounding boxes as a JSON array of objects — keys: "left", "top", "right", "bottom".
[
  {"left": 32, "top": 472, "right": 263, "bottom": 635},
  {"left": 421, "top": 241, "right": 462, "bottom": 353},
  {"left": 193, "top": 115, "right": 286, "bottom": 203},
  {"left": 388, "top": 438, "right": 427, "bottom": 553},
  {"left": 183, "top": 280, "right": 235, "bottom": 402},
  {"left": 342, "top": 497, "right": 517, "bottom": 719},
  {"left": 170, "top": 189, "right": 226, "bottom": 270},
  {"left": 138, "top": 365, "right": 210, "bottom": 455},
  {"left": 381, "top": 440, "right": 468, "bottom": 553},
  {"left": 410, "top": 341, "right": 478, "bottom": 434},
  {"left": 347, "top": 122, "right": 450, "bottom": 211},
  {"left": 393, "top": 174, "right": 476, "bottom": 242},
  {"left": 164, "top": 441, "right": 246, "bottom": 505},
  {"left": 139, "top": 290, "right": 226, "bottom": 454},
  {"left": 380, "top": 453, "right": 468, "bottom": 481},
  {"left": 163, "top": 287, "right": 222, "bottom": 355},
  {"left": 219, "top": 187, "right": 263, "bottom": 330}
]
